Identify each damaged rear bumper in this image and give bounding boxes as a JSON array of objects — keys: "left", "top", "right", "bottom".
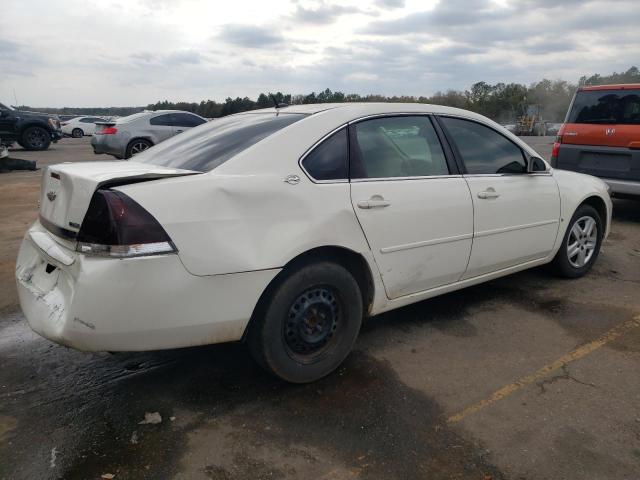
[{"left": 15, "top": 221, "right": 280, "bottom": 351}]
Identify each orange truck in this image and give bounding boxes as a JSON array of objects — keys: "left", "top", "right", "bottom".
[{"left": 551, "top": 84, "right": 640, "bottom": 196}]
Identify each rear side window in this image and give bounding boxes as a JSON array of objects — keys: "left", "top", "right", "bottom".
[
  {"left": 301, "top": 128, "right": 348, "bottom": 181},
  {"left": 171, "top": 113, "right": 206, "bottom": 128},
  {"left": 150, "top": 114, "right": 174, "bottom": 126},
  {"left": 350, "top": 116, "right": 449, "bottom": 179},
  {"left": 568, "top": 89, "right": 640, "bottom": 125},
  {"left": 135, "top": 113, "right": 306, "bottom": 172},
  {"left": 440, "top": 117, "right": 526, "bottom": 174}
]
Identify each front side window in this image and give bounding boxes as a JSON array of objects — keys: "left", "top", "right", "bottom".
[
  {"left": 135, "top": 113, "right": 306, "bottom": 172},
  {"left": 301, "top": 128, "right": 348, "bottom": 181},
  {"left": 440, "top": 117, "right": 526, "bottom": 175},
  {"left": 350, "top": 116, "right": 449, "bottom": 179},
  {"left": 568, "top": 89, "right": 640, "bottom": 125}
]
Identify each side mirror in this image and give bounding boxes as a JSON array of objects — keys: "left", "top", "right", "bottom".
[{"left": 527, "top": 156, "right": 548, "bottom": 173}]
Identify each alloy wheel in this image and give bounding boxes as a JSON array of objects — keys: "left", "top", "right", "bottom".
[{"left": 566, "top": 215, "right": 597, "bottom": 268}]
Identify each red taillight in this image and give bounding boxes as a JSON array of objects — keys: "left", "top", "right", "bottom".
[
  {"left": 96, "top": 126, "right": 118, "bottom": 135},
  {"left": 551, "top": 141, "right": 561, "bottom": 159},
  {"left": 76, "top": 189, "right": 175, "bottom": 257}
]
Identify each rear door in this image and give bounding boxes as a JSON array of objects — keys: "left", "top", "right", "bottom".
[
  {"left": 438, "top": 116, "right": 560, "bottom": 278},
  {"left": 149, "top": 113, "right": 177, "bottom": 142},
  {"left": 170, "top": 113, "right": 206, "bottom": 135},
  {"left": 349, "top": 115, "right": 474, "bottom": 299},
  {"left": 558, "top": 87, "right": 640, "bottom": 182}
]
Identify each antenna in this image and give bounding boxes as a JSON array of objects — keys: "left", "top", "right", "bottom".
[
  {"left": 13, "top": 88, "right": 18, "bottom": 107},
  {"left": 269, "top": 93, "right": 289, "bottom": 110}
]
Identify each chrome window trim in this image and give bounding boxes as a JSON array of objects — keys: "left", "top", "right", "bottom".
[{"left": 351, "top": 174, "right": 463, "bottom": 183}]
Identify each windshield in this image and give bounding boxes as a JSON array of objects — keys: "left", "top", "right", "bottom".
[
  {"left": 116, "top": 112, "right": 151, "bottom": 124},
  {"left": 135, "top": 112, "right": 306, "bottom": 172}
]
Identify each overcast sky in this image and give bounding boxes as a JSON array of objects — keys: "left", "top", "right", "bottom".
[{"left": 1, "top": 0, "right": 638, "bottom": 107}]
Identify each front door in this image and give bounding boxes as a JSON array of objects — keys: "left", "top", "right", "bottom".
[
  {"left": 349, "top": 115, "right": 474, "bottom": 299},
  {"left": 438, "top": 116, "right": 561, "bottom": 278}
]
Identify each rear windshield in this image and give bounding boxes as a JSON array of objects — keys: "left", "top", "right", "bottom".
[
  {"left": 568, "top": 89, "right": 640, "bottom": 124},
  {"left": 116, "top": 112, "right": 150, "bottom": 124},
  {"left": 135, "top": 113, "right": 306, "bottom": 172}
]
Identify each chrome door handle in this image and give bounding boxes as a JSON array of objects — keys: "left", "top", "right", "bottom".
[
  {"left": 477, "top": 189, "right": 500, "bottom": 199},
  {"left": 357, "top": 197, "right": 391, "bottom": 209}
]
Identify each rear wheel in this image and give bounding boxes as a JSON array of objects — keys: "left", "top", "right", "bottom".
[
  {"left": 21, "top": 126, "right": 51, "bottom": 151},
  {"left": 248, "top": 261, "right": 363, "bottom": 383},
  {"left": 71, "top": 128, "right": 83, "bottom": 138},
  {"left": 552, "top": 204, "right": 603, "bottom": 278},
  {"left": 125, "top": 138, "right": 152, "bottom": 158}
]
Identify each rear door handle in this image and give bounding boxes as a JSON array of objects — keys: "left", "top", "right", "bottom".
[
  {"left": 175, "top": 129, "right": 184, "bottom": 133},
  {"left": 357, "top": 196, "right": 391, "bottom": 209},
  {"left": 477, "top": 189, "right": 500, "bottom": 200}
]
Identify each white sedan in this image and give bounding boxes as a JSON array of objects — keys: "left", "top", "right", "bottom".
[
  {"left": 61, "top": 116, "right": 106, "bottom": 137},
  {"left": 16, "top": 103, "right": 611, "bottom": 383}
]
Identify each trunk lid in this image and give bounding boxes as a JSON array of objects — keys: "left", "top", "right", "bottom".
[{"left": 39, "top": 161, "right": 198, "bottom": 238}]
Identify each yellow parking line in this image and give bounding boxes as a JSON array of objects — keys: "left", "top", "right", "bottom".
[{"left": 448, "top": 314, "right": 640, "bottom": 424}]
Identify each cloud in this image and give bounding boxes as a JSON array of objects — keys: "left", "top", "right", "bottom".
[
  {"left": 291, "top": 2, "right": 362, "bottom": 24},
  {"left": 217, "top": 24, "right": 284, "bottom": 48},
  {"left": 375, "top": 0, "right": 404, "bottom": 8},
  {"left": 0, "top": 0, "right": 639, "bottom": 106}
]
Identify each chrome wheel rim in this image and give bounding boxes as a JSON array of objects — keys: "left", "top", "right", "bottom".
[
  {"left": 567, "top": 215, "right": 597, "bottom": 268},
  {"left": 130, "top": 142, "right": 149, "bottom": 155}
]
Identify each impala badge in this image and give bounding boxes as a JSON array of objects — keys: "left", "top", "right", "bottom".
[
  {"left": 284, "top": 174, "right": 301, "bottom": 185},
  {"left": 605, "top": 128, "right": 616, "bottom": 136},
  {"left": 46, "top": 191, "right": 57, "bottom": 201}
]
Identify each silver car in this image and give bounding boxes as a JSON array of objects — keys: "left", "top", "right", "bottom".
[{"left": 91, "top": 110, "right": 207, "bottom": 159}]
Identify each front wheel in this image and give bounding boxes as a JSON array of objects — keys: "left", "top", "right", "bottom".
[
  {"left": 552, "top": 204, "right": 603, "bottom": 278},
  {"left": 248, "top": 261, "right": 363, "bottom": 383},
  {"left": 21, "top": 126, "right": 51, "bottom": 151},
  {"left": 71, "top": 128, "right": 83, "bottom": 138}
]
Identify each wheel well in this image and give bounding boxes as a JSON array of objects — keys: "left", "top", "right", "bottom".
[
  {"left": 242, "top": 246, "right": 375, "bottom": 341},
  {"left": 580, "top": 195, "right": 607, "bottom": 225},
  {"left": 19, "top": 123, "right": 49, "bottom": 135}
]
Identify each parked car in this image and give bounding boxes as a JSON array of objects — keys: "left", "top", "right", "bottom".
[
  {"left": 58, "top": 115, "right": 81, "bottom": 122},
  {"left": 17, "top": 103, "right": 611, "bottom": 383},
  {"left": 91, "top": 110, "right": 207, "bottom": 159},
  {"left": 545, "top": 122, "right": 562, "bottom": 136},
  {"left": 61, "top": 116, "right": 106, "bottom": 137},
  {"left": 0, "top": 102, "right": 62, "bottom": 151},
  {"left": 551, "top": 83, "right": 640, "bottom": 196}
]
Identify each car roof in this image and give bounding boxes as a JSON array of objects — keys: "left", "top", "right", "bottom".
[
  {"left": 237, "top": 102, "right": 481, "bottom": 119},
  {"left": 578, "top": 83, "right": 640, "bottom": 91}
]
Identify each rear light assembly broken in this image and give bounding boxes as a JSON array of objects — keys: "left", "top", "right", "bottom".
[{"left": 76, "top": 189, "right": 176, "bottom": 258}]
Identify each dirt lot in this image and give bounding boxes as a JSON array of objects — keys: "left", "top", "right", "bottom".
[{"left": 1, "top": 137, "right": 639, "bottom": 480}]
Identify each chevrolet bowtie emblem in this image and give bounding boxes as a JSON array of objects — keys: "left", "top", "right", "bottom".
[{"left": 47, "top": 191, "right": 57, "bottom": 201}]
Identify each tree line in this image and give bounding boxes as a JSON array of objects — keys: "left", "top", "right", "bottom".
[{"left": 21, "top": 66, "right": 639, "bottom": 123}]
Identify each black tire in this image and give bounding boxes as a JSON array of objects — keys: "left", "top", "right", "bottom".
[
  {"left": 551, "top": 204, "right": 603, "bottom": 278},
  {"left": 71, "top": 128, "right": 83, "bottom": 138},
  {"left": 21, "top": 126, "right": 51, "bottom": 151},
  {"left": 125, "top": 138, "right": 152, "bottom": 159},
  {"left": 247, "top": 261, "right": 363, "bottom": 383}
]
